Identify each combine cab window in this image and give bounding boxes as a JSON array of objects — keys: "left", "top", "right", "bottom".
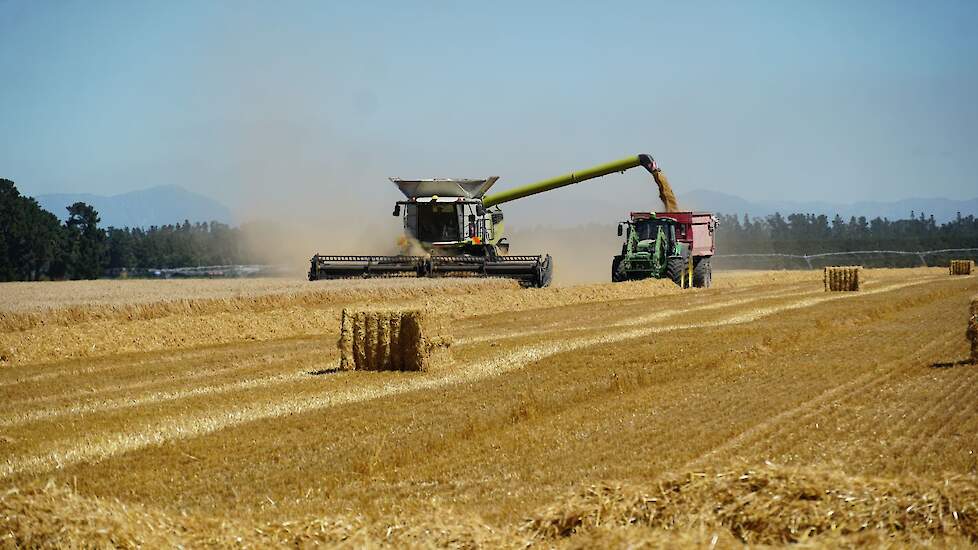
[{"left": 416, "top": 204, "right": 460, "bottom": 242}]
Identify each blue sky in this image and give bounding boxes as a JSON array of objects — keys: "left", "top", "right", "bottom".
[{"left": 1, "top": 0, "right": 976, "bottom": 221}]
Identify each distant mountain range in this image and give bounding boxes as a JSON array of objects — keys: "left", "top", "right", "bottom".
[
  {"left": 36, "top": 185, "right": 233, "bottom": 228},
  {"left": 679, "top": 189, "right": 978, "bottom": 223}
]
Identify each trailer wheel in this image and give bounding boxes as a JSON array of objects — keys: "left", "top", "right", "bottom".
[
  {"left": 666, "top": 257, "right": 686, "bottom": 288},
  {"left": 693, "top": 257, "right": 712, "bottom": 288},
  {"left": 611, "top": 256, "right": 625, "bottom": 282}
]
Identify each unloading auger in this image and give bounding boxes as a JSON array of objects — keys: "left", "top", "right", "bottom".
[{"left": 309, "top": 154, "right": 657, "bottom": 287}]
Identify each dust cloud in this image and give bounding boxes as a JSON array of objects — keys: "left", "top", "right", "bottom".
[
  {"left": 509, "top": 224, "right": 620, "bottom": 284},
  {"left": 220, "top": 104, "right": 406, "bottom": 269},
  {"left": 237, "top": 219, "right": 405, "bottom": 271},
  {"left": 170, "top": 11, "right": 415, "bottom": 272}
]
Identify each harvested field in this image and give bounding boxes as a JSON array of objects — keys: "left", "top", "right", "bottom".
[{"left": 2, "top": 267, "right": 976, "bottom": 548}]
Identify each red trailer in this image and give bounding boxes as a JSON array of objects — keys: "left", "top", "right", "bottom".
[{"left": 645, "top": 211, "right": 718, "bottom": 257}]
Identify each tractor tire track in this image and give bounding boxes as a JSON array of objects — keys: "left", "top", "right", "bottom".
[
  {"left": 903, "top": 368, "right": 978, "bottom": 459},
  {"left": 751, "top": 319, "right": 976, "bottom": 469},
  {"left": 0, "top": 337, "right": 327, "bottom": 389},
  {"left": 801, "top": 330, "right": 972, "bottom": 466},
  {"left": 0, "top": 370, "right": 320, "bottom": 429},
  {"left": 884, "top": 368, "right": 973, "bottom": 450},
  {"left": 681, "top": 281, "right": 947, "bottom": 470},
  {"left": 690, "top": 322, "right": 945, "bottom": 468},
  {"left": 0, "top": 343, "right": 331, "bottom": 410},
  {"left": 456, "top": 286, "right": 822, "bottom": 346}
]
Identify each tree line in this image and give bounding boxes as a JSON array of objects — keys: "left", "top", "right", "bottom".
[
  {"left": 1, "top": 179, "right": 266, "bottom": 281},
  {"left": 715, "top": 212, "right": 978, "bottom": 268}
]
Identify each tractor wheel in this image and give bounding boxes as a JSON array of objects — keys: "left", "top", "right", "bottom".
[
  {"left": 666, "top": 257, "right": 687, "bottom": 288},
  {"left": 611, "top": 256, "right": 625, "bottom": 282},
  {"left": 693, "top": 257, "right": 712, "bottom": 288}
]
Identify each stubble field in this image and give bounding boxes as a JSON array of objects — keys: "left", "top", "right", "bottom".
[{"left": 1, "top": 268, "right": 977, "bottom": 547}]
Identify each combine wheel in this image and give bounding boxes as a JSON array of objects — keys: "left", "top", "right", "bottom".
[
  {"left": 611, "top": 256, "right": 626, "bottom": 282},
  {"left": 665, "top": 257, "right": 687, "bottom": 288},
  {"left": 692, "top": 257, "right": 712, "bottom": 288}
]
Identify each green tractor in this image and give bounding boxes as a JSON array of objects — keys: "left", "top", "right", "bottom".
[{"left": 612, "top": 211, "right": 717, "bottom": 288}]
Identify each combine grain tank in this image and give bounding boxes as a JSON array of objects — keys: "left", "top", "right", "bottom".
[{"left": 310, "top": 154, "right": 658, "bottom": 287}]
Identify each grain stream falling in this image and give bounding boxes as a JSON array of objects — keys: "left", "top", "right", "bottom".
[{"left": 651, "top": 169, "right": 678, "bottom": 211}]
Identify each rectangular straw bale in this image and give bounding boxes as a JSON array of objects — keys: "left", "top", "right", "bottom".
[
  {"left": 823, "top": 266, "right": 862, "bottom": 291},
  {"left": 337, "top": 309, "right": 439, "bottom": 371},
  {"left": 950, "top": 259, "right": 974, "bottom": 276},
  {"left": 969, "top": 296, "right": 978, "bottom": 364}
]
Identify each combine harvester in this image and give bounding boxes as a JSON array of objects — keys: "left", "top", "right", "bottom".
[{"left": 310, "top": 154, "right": 659, "bottom": 287}]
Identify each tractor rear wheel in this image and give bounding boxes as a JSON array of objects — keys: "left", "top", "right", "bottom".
[
  {"left": 666, "top": 257, "right": 686, "bottom": 287},
  {"left": 693, "top": 257, "right": 712, "bottom": 288},
  {"left": 611, "top": 256, "right": 625, "bottom": 282}
]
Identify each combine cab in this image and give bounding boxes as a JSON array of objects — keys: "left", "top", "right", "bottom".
[
  {"left": 311, "top": 154, "right": 659, "bottom": 287},
  {"left": 612, "top": 211, "right": 718, "bottom": 288}
]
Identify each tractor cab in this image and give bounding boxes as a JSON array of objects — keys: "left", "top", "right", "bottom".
[{"left": 620, "top": 216, "right": 679, "bottom": 250}]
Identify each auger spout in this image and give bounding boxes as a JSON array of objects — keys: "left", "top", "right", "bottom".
[{"left": 482, "top": 154, "right": 655, "bottom": 208}]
